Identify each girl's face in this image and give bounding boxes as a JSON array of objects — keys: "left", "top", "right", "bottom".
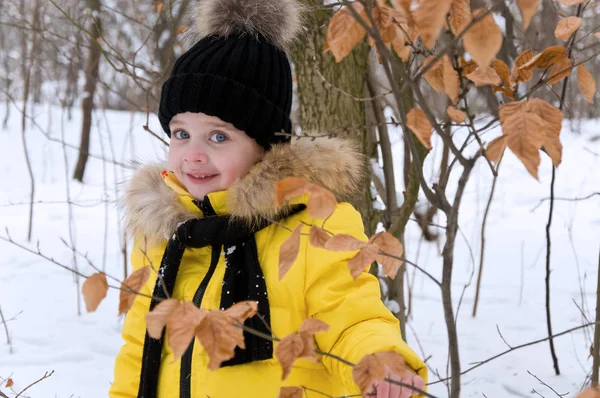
[{"left": 167, "top": 112, "right": 264, "bottom": 200}]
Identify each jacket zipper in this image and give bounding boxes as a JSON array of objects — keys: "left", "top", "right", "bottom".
[{"left": 180, "top": 198, "right": 218, "bottom": 398}]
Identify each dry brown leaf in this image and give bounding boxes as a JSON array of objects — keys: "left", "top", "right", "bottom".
[
  {"left": 347, "top": 244, "right": 379, "bottom": 279},
  {"left": 166, "top": 302, "right": 206, "bottom": 360},
  {"left": 520, "top": 46, "right": 567, "bottom": 71},
  {"left": 466, "top": 67, "right": 502, "bottom": 87},
  {"left": 352, "top": 351, "right": 407, "bottom": 394},
  {"left": 512, "top": 50, "right": 534, "bottom": 83},
  {"left": 595, "top": 32, "right": 600, "bottom": 39},
  {"left": 413, "top": 0, "right": 452, "bottom": 49},
  {"left": 6, "top": 378, "right": 14, "bottom": 388},
  {"left": 325, "top": 3, "right": 368, "bottom": 63},
  {"left": 422, "top": 56, "right": 445, "bottom": 92},
  {"left": 195, "top": 310, "right": 245, "bottom": 370},
  {"left": 306, "top": 184, "right": 337, "bottom": 220},
  {"left": 555, "top": 16, "right": 582, "bottom": 41},
  {"left": 577, "top": 63, "right": 596, "bottom": 104},
  {"left": 576, "top": 387, "right": 600, "bottom": 398},
  {"left": 459, "top": 57, "right": 478, "bottom": 76},
  {"left": 449, "top": 0, "right": 471, "bottom": 35},
  {"left": 493, "top": 86, "right": 516, "bottom": 99},
  {"left": 119, "top": 266, "right": 151, "bottom": 315},
  {"left": 447, "top": 106, "right": 467, "bottom": 123},
  {"left": 275, "top": 333, "right": 305, "bottom": 380},
  {"left": 558, "top": 0, "right": 586, "bottom": 5},
  {"left": 155, "top": 1, "right": 164, "bottom": 15},
  {"left": 462, "top": 9, "right": 503, "bottom": 69},
  {"left": 324, "top": 234, "right": 368, "bottom": 251},
  {"left": 499, "top": 101, "right": 546, "bottom": 179},
  {"left": 275, "top": 177, "right": 307, "bottom": 207},
  {"left": 82, "top": 273, "right": 108, "bottom": 313},
  {"left": 528, "top": 98, "right": 563, "bottom": 167},
  {"left": 176, "top": 25, "right": 189, "bottom": 35},
  {"left": 443, "top": 55, "right": 460, "bottom": 104},
  {"left": 491, "top": 59, "right": 513, "bottom": 88},
  {"left": 297, "top": 318, "right": 330, "bottom": 361},
  {"left": 370, "top": 232, "right": 404, "bottom": 279},
  {"left": 406, "top": 108, "right": 433, "bottom": 149},
  {"left": 485, "top": 136, "right": 508, "bottom": 164},
  {"left": 516, "top": 0, "right": 541, "bottom": 30},
  {"left": 223, "top": 301, "right": 258, "bottom": 324},
  {"left": 547, "top": 57, "right": 573, "bottom": 85},
  {"left": 279, "top": 225, "right": 303, "bottom": 280},
  {"left": 309, "top": 226, "right": 331, "bottom": 249},
  {"left": 146, "top": 298, "right": 179, "bottom": 339},
  {"left": 278, "top": 386, "right": 304, "bottom": 398}
]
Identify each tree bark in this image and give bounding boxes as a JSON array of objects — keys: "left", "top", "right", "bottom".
[{"left": 73, "top": 0, "right": 102, "bottom": 182}]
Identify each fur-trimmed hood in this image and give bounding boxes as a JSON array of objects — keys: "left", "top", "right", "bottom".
[{"left": 122, "top": 135, "right": 365, "bottom": 244}]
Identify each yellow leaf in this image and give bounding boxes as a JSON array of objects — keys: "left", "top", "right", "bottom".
[
  {"left": 279, "top": 225, "right": 303, "bottom": 280},
  {"left": 166, "top": 302, "right": 206, "bottom": 361},
  {"left": 119, "top": 266, "right": 151, "bottom": 315},
  {"left": 485, "top": 136, "right": 508, "bottom": 164},
  {"left": 195, "top": 310, "right": 245, "bottom": 370},
  {"left": 555, "top": 16, "right": 582, "bottom": 41},
  {"left": 413, "top": 0, "right": 452, "bottom": 49},
  {"left": 406, "top": 108, "right": 433, "bottom": 149},
  {"left": 516, "top": 0, "right": 541, "bottom": 30},
  {"left": 352, "top": 351, "right": 407, "bottom": 394},
  {"left": 558, "top": 0, "right": 586, "bottom": 5},
  {"left": 370, "top": 232, "right": 404, "bottom": 279},
  {"left": 278, "top": 386, "right": 304, "bottom": 398},
  {"left": 325, "top": 3, "right": 368, "bottom": 63},
  {"left": 462, "top": 8, "right": 503, "bottom": 69},
  {"left": 547, "top": 57, "right": 573, "bottom": 85},
  {"left": 145, "top": 298, "right": 179, "bottom": 339},
  {"left": 275, "top": 333, "right": 305, "bottom": 380},
  {"left": 324, "top": 234, "right": 368, "bottom": 251},
  {"left": 449, "top": 0, "right": 471, "bottom": 35},
  {"left": 82, "top": 273, "right": 108, "bottom": 312},
  {"left": 466, "top": 67, "right": 502, "bottom": 87},
  {"left": 443, "top": 55, "right": 460, "bottom": 104},
  {"left": 577, "top": 64, "right": 596, "bottom": 104},
  {"left": 347, "top": 244, "right": 379, "bottom": 279},
  {"left": 308, "top": 226, "right": 330, "bottom": 249},
  {"left": 511, "top": 50, "right": 534, "bottom": 83},
  {"left": 447, "top": 106, "right": 467, "bottom": 123}
]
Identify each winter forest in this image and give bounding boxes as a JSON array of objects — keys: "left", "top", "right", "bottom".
[{"left": 1, "top": 0, "right": 600, "bottom": 397}]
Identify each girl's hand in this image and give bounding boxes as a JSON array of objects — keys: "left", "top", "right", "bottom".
[{"left": 367, "top": 368, "right": 425, "bottom": 398}]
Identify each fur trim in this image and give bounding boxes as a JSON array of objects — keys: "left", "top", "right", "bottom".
[
  {"left": 190, "top": 0, "right": 303, "bottom": 50},
  {"left": 122, "top": 135, "right": 365, "bottom": 243}
]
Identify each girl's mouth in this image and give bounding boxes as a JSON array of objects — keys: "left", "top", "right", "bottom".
[{"left": 186, "top": 173, "right": 218, "bottom": 184}]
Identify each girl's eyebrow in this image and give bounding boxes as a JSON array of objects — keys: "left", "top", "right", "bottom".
[{"left": 169, "top": 120, "right": 186, "bottom": 129}]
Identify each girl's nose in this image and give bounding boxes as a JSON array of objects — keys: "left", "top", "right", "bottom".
[{"left": 183, "top": 143, "right": 209, "bottom": 163}]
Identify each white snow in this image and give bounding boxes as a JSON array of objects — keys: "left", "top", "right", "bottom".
[{"left": 0, "top": 102, "right": 599, "bottom": 397}]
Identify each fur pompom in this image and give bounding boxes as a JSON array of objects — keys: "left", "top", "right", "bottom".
[{"left": 191, "top": 0, "right": 303, "bottom": 50}]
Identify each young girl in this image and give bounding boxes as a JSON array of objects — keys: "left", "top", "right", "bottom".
[{"left": 110, "top": 0, "right": 426, "bottom": 397}]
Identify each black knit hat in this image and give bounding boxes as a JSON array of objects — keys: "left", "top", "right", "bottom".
[{"left": 158, "top": 0, "right": 303, "bottom": 149}]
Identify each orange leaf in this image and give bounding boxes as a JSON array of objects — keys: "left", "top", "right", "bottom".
[
  {"left": 462, "top": 8, "right": 503, "bottom": 69},
  {"left": 176, "top": 25, "right": 189, "bottom": 35},
  {"left": 443, "top": 55, "right": 460, "bottom": 104},
  {"left": 306, "top": 184, "right": 337, "bottom": 220},
  {"left": 155, "top": 1, "right": 164, "bottom": 15},
  {"left": 370, "top": 232, "right": 404, "bottom": 279},
  {"left": 493, "top": 86, "right": 516, "bottom": 99},
  {"left": 422, "top": 55, "right": 459, "bottom": 103},
  {"left": 547, "top": 57, "right": 573, "bottom": 85},
  {"left": 166, "top": 302, "right": 206, "bottom": 361},
  {"left": 325, "top": 3, "right": 368, "bottom": 63},
  {"left": 555, "top": 16, "right": 582, "bottom": 41},
  {"left": 466, "top": 67, "right": 502, "bottom": 87},
  {"left": 577, "top": 63, "right": 596, "bottom": 104},
  {"left": 516, "top": 0, "right": 541, "bottom": 30},
  {"left": 96, "top": 36, "right": 104, "bottom": 46},
  {"left": 223, "top": 301, "right": 258, "bottom": 324},
  {"left": 459, "top": 57, "right": 478, "bottom": 76},
  {"left": 278, "top": 386, "right": 304, "bottom": 398},
  {"left": 119, "top": 266, "right": 151, "bottom": 315},
  {"left": 297, "top": 319, "right": 330, "bottom": 361},
  {"left": 528, "top": 98, "right": 563, "bottom": 167},
  {"left": 519, "top": 45, "right": 568, "bottom": 71},
  {"left": 275, "top": 177, "right": 307, "bottom": 207},
  {"left": 449, "top": 0, "right": 471, "bottom": 35},
  {"left": 352, "top": 351, "right": 407, "bottom": 394},
  {"left": 275, "top": 333, "right": 305, "bottom": 380},
  {"left": 558, "top": 0, "right": 586, "bottom": 5},
  {"left": 309, "top": 226, "right": 331, "bottom": 248},
  {"left": 576, "top": 387, "right": 600, "bottom": 398},
  {"left": 511, "top": 50, "right": 534, "bottom": 83},
  {"left": 279, "top": 225, "right": 303, "bottom": 280},
  {"left": 82, "top": 273, "right": 108, "bottom": 312},
  {"left": 422, "top": 56, "right": 445, "bottom": 92},
  {"left": 485, "top": 136, "right": 508, "bottom": 164},
  {"left": 324, "top": 234, "right": 368, "bottom": 251},
  {"left": 595, "top": 32, "right": 600, "bottom": 39},
  {"left": 406, "top": 108, "right": 433, "bottom": 149},
  {"left": 146, "top": 298, "right": 179, "bottom": 339},
  {"left": 6, "top": 378, "right": 14, "bottom": 388},
  {"left": 447, "top": 106, "right": 467, "bottom": 123},
  {"left": 195, "top": 310, "right": 245, "bottom": 370},
  {"left": 347, "top": 243, "right": 379, "bottom": 279},
  {"left": 412, "top": 0, "right": 452, "bottom": 49},
  {"left": 491, "top": 59, "right": 513, "bottom": 88}
]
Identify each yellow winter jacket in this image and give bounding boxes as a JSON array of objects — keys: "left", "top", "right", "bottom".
[{"left": 110, "top": 136, "right": 427, "bottom": 398}]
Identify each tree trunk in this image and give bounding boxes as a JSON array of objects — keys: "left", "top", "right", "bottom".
[
  {"left": 290, "top": 1, "right": 372, "bottom": 224},
  {"left": 73, "top": 0, "right": 102, "bottom": 182}
]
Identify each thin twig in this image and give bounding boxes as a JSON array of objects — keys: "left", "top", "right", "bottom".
[
  {"left": 532, "top": 192, "right": 600, "bottom": 211},
  {"left": 0, "top": 306, "right": 13, "bottom": 354},
  {"left": 14, "top": 370, "right": 54, "bottom": 398},
  {"left": 527, "top": 370, "right": 568, "bottom": 397}
]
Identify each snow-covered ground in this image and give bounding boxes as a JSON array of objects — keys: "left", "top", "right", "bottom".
[{"left": 0, "top": 102, "right": 598, "bottom": 397}]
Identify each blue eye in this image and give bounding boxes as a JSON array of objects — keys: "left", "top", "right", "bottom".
[
  {"left": 173, "top": 130, "right": 190, "bottom": 139},
  {"left": 209, "top": 132, "right": 228, "bottom": 143}
]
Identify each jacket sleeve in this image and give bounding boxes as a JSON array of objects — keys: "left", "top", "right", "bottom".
[
  {"left": 304, "top": 203, "right": 427, "bottom": 395},
  {"left": 109, "top": 239, "right": 154, "bottom": 398}
]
